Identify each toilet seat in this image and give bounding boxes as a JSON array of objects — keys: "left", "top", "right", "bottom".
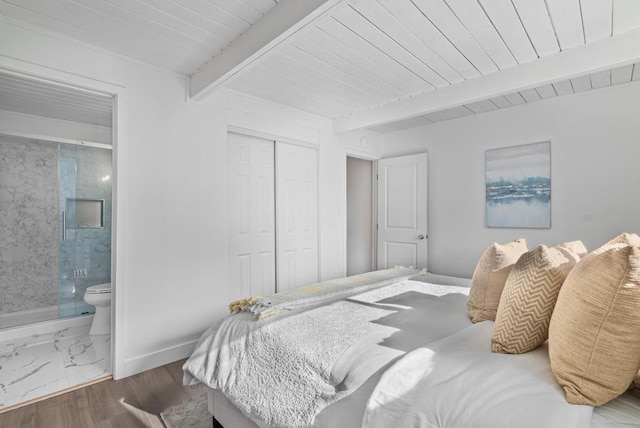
[{"left": 86, "top": 283, "right": 111, "bottom": 294}]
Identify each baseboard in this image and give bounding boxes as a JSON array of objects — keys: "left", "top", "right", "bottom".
[{"left": 122, "top": 339, "right": 199, "bottom": 377}]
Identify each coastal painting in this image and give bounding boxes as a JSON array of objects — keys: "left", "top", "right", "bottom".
[{"left": 486, "top": 141, "right": 551, "bottom": 228}]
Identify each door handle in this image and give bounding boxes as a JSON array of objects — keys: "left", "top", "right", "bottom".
[
  {"left": 62, "top": 211, "right": 67, "bottom": 241},
  {"left": 417, "top": 234, "right": 426, "bottom": 240}
]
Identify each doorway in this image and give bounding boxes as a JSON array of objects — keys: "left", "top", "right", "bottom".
[
  {"left": 0, "top": 70, "right": 115, "bottom": 410},
  {"left": 346, "top": 156, "right": 374, "bottom": 276}
]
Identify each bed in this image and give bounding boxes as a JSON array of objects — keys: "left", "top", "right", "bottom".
[{"left": 183, "top": 269, "right": 640, "bottom": 428}]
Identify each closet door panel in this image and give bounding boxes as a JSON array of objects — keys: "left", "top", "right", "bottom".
[
  {"left": 276, "top": 142, "right": 319, "bottom": 292},
  {"left": 228, "top": 133, "right": 276, "bottom": 299}
]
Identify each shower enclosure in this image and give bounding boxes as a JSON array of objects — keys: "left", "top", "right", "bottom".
[{"left": 0, "top": 134, "right": 112, "bottom": 329}]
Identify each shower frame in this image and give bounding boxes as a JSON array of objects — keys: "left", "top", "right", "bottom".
[{"left": 58, "top": 143, "right": 113, "bottom": 319}]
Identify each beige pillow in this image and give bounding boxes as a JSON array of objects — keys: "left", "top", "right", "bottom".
[
  {"left": 467, "top": 239, "right": 527, "bottom": 323},
  {"left": 555, "top": 240, "right": 588, "bottom": 261},
  {"left": 492, "top": 244, "right": 577, "bottom": 354},
  {"left": 549, "top": 233, "right": 640, "bottom": 406}
]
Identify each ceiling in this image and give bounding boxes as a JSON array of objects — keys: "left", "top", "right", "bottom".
[
  {"left": 224, "top": 0, "right": 640, "bottom": 131},
  {"left": 0, "top": 71, "right": 113, "bottom": 127},
  {"left": 0, "top": 0, "right": 279, "bottom": 75},
  {"left": 369, "top": 61, "right": 640, "bottom": 133},
  {"left": 1, "top": 0, "right": 640, "bottom": 133}
]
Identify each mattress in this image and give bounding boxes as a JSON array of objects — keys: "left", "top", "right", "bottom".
[
  {"left": 196, "top": 274, "right": 640, "bottom": 428},
  {"left": 202, "top": 273, "right": 474, "bottom": 427},
  {"left": 592, "top": 390, "right": 640, "bottom": 427},
  {"left": 208, "top": 388, "right": 640, "bottom": 428},
  {"left": 363, "top": 321, "right": 593, "bottom": 428}
]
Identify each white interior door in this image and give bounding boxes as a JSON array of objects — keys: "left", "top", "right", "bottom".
[
  {"left": 228, "top": 132, "right": 276, "bottom": 299},
  {"left": 276, "top": 142, "right": 319, "bottom": 292},
  {"left": 377, "top": 153, "right": 428, "bottom": 270}
]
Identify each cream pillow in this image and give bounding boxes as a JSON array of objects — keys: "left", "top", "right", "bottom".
[
  {"left": 555, "top": 240, "right": 588, "bottom": 261},
  {"left": 549, "top": 233, "right": 640, "bottom": 406},
  {"left": 467, "top": 239, "right": 527, "bottom": 323},
  {"left": 492, "top": 244, "right": 577, "bottom": 354}
]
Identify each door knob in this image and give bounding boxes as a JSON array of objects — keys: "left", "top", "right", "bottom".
[{"left": 417, "top": 234, "right": 426, "bottom": 240}]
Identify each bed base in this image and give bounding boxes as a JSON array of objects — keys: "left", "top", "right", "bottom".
[
  {"left": 212, "top": 415, "right": 223, "bottom": 428},
  {"left": 208, "top": 388, "right": 259, "bottom": 428}
]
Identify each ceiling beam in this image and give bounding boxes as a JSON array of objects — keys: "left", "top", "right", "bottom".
[
  {"left": 189, "top": 0, "right": 342, "bottom": 101},
  {"left": 333, "top": 28, "right": 640, "bottom": 133}
]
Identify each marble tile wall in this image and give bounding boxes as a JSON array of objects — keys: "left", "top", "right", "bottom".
[
  {"left": 0, "top": 135, "right": 112, "bottom": 324},
  {"left": 0, "top": 136, "right": 59, "bottom": 319}
]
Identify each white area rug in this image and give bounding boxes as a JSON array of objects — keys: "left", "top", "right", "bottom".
[{"left": 161, "top": 393, "right": 210, "bottom": 428}]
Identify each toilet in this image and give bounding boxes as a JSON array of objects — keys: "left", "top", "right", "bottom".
[{"left": 83, "top": 283, "right": 111, "bottom": 335}]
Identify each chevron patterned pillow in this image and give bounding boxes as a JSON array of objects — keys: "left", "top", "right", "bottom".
[
  {"left": 549, "top": 233, "right": 640, "bottom": 406},
  {"left": 467, "top": 239, "right": 527, "bottom": 323},
  {"left": 492, "top": 244, "right": 579, "bottom": 354}
]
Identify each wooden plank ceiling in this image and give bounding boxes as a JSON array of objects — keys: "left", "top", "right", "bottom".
[
  {"left": 0, "top": 72, "right": 113, "bottom": 127},
  {"left": 0, "top": 0, "right": 279, "bottom": 75},
  {"left": 225, "top": 0, "right": 640, "bottom": 129},
  {"left": 1, "top": 0, "right": 640, "bottom": 132},
  {"left": 368, "top": 62, "right": 640, "bottom": 133}
]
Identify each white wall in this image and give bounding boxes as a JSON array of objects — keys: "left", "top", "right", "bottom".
[
  {"left": 1, "top": 20, "right": 232, "bottom": 376},
  {"left": 0, "top": 20, "right": 383, "bottom": 377},
  {"left": 382, "top": 83, "right": 640, "bottom": 278}
]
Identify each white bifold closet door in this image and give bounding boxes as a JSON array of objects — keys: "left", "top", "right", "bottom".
[
  {"left": 275, "top": 142, "right": 318, "bottom": 293},
  {"left": 228, "top": 133, "right": 318, "bottom": 298},
  {"left": 228, "top": 133, "right": 276, "bottom": 299}
]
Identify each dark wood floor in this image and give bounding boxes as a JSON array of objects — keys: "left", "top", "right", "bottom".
[{"left": 0, "top": 358, "right": 207, "bottom": 428}]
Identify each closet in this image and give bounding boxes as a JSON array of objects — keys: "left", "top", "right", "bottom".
[{"left": 227, "top": 132, "right": 318, "bottom": 298}]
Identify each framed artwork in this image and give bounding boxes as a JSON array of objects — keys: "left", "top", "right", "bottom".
[{"left": 486, "top": 141, "right": 551, "bottom": 228}]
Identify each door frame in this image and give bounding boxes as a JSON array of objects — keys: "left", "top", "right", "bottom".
[
  {"left": 345, "top": 155, "right": 377, "bottom": 275},
  {"left": 0, "top": 59, "right": 127, "bottom": 379},
  {"left": 344, "top": 150, "right": 381, "bottom": 276}
]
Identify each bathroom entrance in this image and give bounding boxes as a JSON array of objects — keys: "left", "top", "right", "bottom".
[{"left": 0, "top": 70, "right": 115, "bottom": 410}]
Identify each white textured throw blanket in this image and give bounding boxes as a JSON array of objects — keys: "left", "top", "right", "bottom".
[
  {"left": 183, "top": 279, "right": 471, "bottom": 428},
  {"left": 229, "top": 267, "right": 418, "bottom": 319}
]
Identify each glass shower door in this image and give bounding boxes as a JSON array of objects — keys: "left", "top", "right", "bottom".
[{"left": 58, "top": 143, "right": 112, "bottom": 318}]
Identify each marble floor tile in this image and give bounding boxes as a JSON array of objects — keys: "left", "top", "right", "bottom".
[{"left": 0, "top": 324, "right": 111, "bottom": 409}]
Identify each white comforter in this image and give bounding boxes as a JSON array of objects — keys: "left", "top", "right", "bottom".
[
  {"left": 362, "top": 321, "right": 594, "bottom": 428},
  {"left": 184, "top": 279, "right": 471, "bottom": 428}
]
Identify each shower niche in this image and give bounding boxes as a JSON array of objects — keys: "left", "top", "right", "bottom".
[{"left": 65, "top": 198, "right": 105, "bottom": 231}]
